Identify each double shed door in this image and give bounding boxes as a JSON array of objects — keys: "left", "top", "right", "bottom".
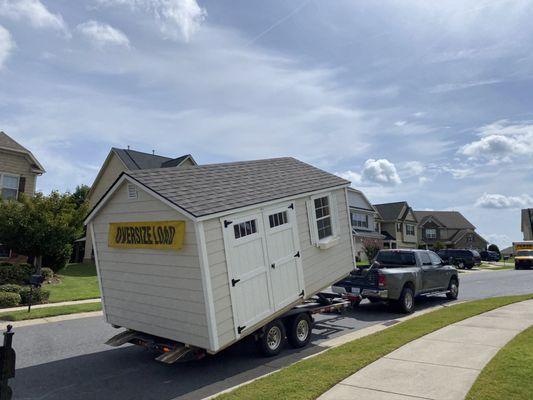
[{"left": 223, "top": 202, "right": 304, "bottom": 337}]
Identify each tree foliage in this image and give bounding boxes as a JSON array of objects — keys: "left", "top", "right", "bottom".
[
  {"left": 0, "top": 192, "right": 88, "bottom": 272},
  {"left": 488, "top": 244, "right": 501, "bottom": 256}
]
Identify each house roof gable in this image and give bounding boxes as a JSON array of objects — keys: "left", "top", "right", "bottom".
[
  {"left": 373, "top": 201, "right": 408, "bottom": 221},
  {"left": 414, "top": 211, "right": 475, "bottom": 229},
  {"left": 0, "top": 131, "right": 45, "bottom": 173}
]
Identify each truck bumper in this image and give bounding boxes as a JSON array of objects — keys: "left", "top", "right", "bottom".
[{"left": 361, "top": 289, "right": 389, "bottom": 299}]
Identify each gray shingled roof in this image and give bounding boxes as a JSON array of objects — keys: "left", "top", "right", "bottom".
[
  {"left": 126, "top": 157, "right": 350, "bottom": 217},
  {"left": 374, "top": 202, "right": 407, "bottom": 221},
  {"left": 0, "top": 131, "right": 29, "bottom": 152},
  {"left": 112, "top": 148, "right": 174, "bottom": 170},
  {"left": 414, "top": 211, "right": 475, "bottom": 229}
]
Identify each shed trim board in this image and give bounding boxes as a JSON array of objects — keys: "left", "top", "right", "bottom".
[
  {"left": 344, "top": 188, "right": 357, "bottom": 266},
  {"left": 89, "top": 221, "right": 108, "bottom": 321},
  {"left": 195, "top": 220, "right": 220, "bottom": 351}
]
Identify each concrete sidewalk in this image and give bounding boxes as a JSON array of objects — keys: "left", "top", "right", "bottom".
[
  {"left": 319, "top": 299, "right": 533, "bottom": 400},
  {"left": 0, "top": 298, "right": 101, "bottom": 313}
]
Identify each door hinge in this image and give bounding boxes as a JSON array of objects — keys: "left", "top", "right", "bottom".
[
  {"left": 299, "top": 289, "right": 305, "bottom": 297},
  {"left": 224, "top": 220, "right": 233, "bottom": 228},
  {"left": 231, "top": 278, "right": 240, "bottom": 287},
  {"left": 238, "top": 325, "right": 246, "bottom": 334},
  {"left": 288, "top": 203, "right": 294, "bottom": 209},
  {"left": 271, "top": 263, "right": 276, "bottom": 269},
  {"left": 294, "top": 251, "right": 300, "bottom": 258}
]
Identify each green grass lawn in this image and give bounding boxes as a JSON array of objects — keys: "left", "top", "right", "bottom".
[
  {"left": 0, "top": 302, "right": 102, "bottom": 321},
  {"left": 479, "top": 263, "right": 514, "bottom": 271},
  {"left": 466, "top": 325, "right": 533, "bottom": 400},
  {"left": 217, "top": 294, "right": 533, "bottom": 400},
  {"left": 47, "top": 263, "right": 101, "bottom": 303}
]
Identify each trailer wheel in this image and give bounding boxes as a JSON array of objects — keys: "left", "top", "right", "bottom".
[
  {"left": 257, "top": 319, "right": 286, "bottom": 356},
  {"left": 287, "top": 313, "right": 313, "bottom": 348}
]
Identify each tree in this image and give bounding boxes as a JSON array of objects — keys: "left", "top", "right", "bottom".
[
  {"left": 0, "top": 192, "right": 88, "bottom": 272},
  {"left": 433, "top": 241, "right": 445, "bottom": 251},
  {"left": 70, "top": 185, "right": 90, "bottom": 209},
  {"left": 488, "top": 244, "right": 501, "bottom": 257},
  {"left": 362, "top": 238, "right": 382, "bottom": 263}
]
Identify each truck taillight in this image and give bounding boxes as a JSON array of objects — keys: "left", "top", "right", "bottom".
[{"left": 378, "top": 274, "right": 386, "bottom": 288}]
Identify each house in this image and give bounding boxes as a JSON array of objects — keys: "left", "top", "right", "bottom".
[
  {"left": 84, "top": 157, "right": 354, "bottom": 353},
  {"left": 373, "top": 202, "right": 418, "bottom": 249},
  {"left": 501, "top": 246, "right": 514, "bottom": 258},
  {"left": 0, "top": 131, "right": 45, "bottom": 259},
  {"left": 83, "top": 147, "right": 196, "bottom": 262},
  {"left": 347, "top": 188, "right": 384, "bottom": 261},
  {"left": 414, "top": 210, "right": 488, "bottom": 251},
  {"left": 522, "top": 209, "right": 533, "bottom": 240}
]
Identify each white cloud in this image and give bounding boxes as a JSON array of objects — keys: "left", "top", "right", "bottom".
[
  {"left": 361, "top": 159, "right": 402, "bottom": 186},
  {"left": 482, "top": 233, "right": 512, "bottom": 249},
  {"left": 402, "top": 161, "right": 425, "bottom": 176},
  {"left": 0, "top": 24, "right": 14, "bottom": 68},
  {"left": 394, "top": 120, "right": 407, "bottom": 127},
  {"left": 335, "top": 170, "right": 361, "bottom": 186},
  {"left": 441, "top": 166, "right": 475, "bottom": 179},
  {"left": 95, "top": 0, "right": 206, "bottom": 42},
  {"left": 77, "top": 21, "right": 130, "bottom": 48},
  {"left": 0, "top": 0, "right": 67, "bottom": 31},
  {"left": 459, "top": 120, "right": 533, "bottom": 162},
  {"left": 475, "top": 193, "right": 533, "bottom": 209}
]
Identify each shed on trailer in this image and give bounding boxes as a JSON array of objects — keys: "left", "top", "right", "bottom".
[{"left": 85, "top": 157, "right": 355, "bottom": 353}]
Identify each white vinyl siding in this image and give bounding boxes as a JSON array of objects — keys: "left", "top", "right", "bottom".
[{"left": 91, "top": 182, "right": 209, "bottom": 349}]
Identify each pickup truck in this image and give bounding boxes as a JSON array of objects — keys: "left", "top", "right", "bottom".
[{"left": 333, "top": 249, "right": 459, "bottom": 313}]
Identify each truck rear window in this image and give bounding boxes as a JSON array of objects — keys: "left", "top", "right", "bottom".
[{"left": 376, "top": 251, "right": 416, "bottom": 267}]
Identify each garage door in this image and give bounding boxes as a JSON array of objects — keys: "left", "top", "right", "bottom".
[{"left": 223, "top": 202, "right": 304, "bottom": 337}]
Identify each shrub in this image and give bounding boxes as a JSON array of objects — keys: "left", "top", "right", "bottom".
[
  {"left": 41, "top": 268, "right": 54, "bottom": 280},
  {"left": 19, "top": 287, "right": 50, "bottom": 305},
  {"left": 0, "top": 292, "right": 21, "bottom": 307},
  {"left": 0, "top": 263, "right": 35, "bottom": 285},
  {"left": 43, "top": 245, "right": 72, "bottom": 273},
  {"left": 0, "top": 284, "right": 22, "bottom": 294}
]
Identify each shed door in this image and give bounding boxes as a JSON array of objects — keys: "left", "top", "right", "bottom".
[
  {"left": 263, "top": 203, "right": 304, "bottom": 310},
  {"left": 224, "top": 214, "right": 273, "bottom": 335}
]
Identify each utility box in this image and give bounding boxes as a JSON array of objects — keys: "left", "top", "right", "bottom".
[{"left": 85, "top": 157, "right": 355, "bottom": 353}]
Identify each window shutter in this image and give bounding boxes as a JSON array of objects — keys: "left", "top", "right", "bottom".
[
  {"left": 17, "top": 177, "right": 26, "bottom": 200},
  {"left": 306, "top": 199, "right": 318, "bottom": 245}
]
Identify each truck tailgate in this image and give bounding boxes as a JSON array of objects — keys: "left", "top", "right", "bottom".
[{"left": 334, "top": 268, "right": 379, "bottom": 292}]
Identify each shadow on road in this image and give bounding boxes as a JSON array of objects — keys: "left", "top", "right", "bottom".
[{"left": 12, "top": 296, "right": 453, "bottom": 400}]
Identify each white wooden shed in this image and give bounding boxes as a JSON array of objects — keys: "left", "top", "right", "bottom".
[{"left": 85, "top": 157, "right": 354, "bottom": 353}]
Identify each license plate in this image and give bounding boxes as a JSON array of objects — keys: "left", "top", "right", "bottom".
[{"left": 351, "top": 287, "right": 361, "bottom": 294}]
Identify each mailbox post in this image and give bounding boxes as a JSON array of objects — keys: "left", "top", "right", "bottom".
[
  {"left": 27, "top": 275, "right": 45, "bottom": 313},
  {"left": 0, "top": 325, "right": 15, "bottom": 400}
]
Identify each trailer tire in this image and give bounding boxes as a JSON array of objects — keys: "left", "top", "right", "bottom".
[
  {"left": 257, "top": 319, "right": 286, "bottom": 357},
  {"left": 287, "top": 313, "right": 312, "bottom": 349}
]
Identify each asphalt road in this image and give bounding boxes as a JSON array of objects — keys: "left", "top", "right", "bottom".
[{"left": 10, "top": 269, "right": 533, "bottom": 400}]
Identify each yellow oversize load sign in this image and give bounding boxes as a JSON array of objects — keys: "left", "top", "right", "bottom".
[{"left": 108, "top": 221, "right": 185, "bottom": 250}]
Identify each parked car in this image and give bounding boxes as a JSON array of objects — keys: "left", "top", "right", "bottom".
[
  {"left": 332, "top": 249, "right": 459, "bottom": 313},
  {"left": 480, "top": 250, "right": 500, "bottom": 262},
  {"left": 437, "top": 249, "right": 481, "bottom": 269}
]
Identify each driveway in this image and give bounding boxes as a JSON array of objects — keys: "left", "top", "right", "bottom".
[{"left": 11, "top": 269, "right": 533, "bottom": 400}]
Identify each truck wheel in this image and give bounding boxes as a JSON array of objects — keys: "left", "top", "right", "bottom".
[
  {"left": 397, "top": 286, "right": 415, "bottom": 314},
  {"left": 457, "top": 261, "right": 465, "bottom": 269},
  {"left": 257, "top": 319, "right": 286, "bottom": 357},
  {"left": 287, "top": 313, "right": 313, "bottom": 348},
  {"left": 446, "top": 278, "right": 459, "bottom": 300}
]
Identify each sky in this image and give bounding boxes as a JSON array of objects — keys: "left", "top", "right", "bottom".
[{"left": 0, "top": 0, "right": 532, "bottom": 249}]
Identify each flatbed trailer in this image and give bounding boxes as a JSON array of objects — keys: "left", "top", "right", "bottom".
[{"left": 105, "top": 291, "right": 361, "bottom": 364}]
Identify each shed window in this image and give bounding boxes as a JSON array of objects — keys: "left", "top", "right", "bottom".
[
  {"left": 0, "top": 173, "right": 19, "bottom": 201},
  {"left": 269, "top": 211, "right": 288, "bottom": 228},
  {"left": 234, "top": 219, "right": 257, "bottom": 239},
  {"left": 314, "top": 196, "right": 333, "bottom": 240}
]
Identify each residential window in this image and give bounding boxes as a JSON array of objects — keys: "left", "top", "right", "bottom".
[
  {"left": 467, "top": 234, "right": 474, "bottom": 243},
  {"left": 374, "top": 221, "right": 380, "bottom": 232},
  {"left": 351, "top": 212, "right": 368, "bottom": 228},
  {"left": 0, "top": 173, "right": 19, "bottom": 201},
  {"left": 396, "top": 223, "right": 402, "bottom": 232},
  {"left": 425, "top": 228, "right": 437, "bottom": 239},
  {"left": 406, "top": 224, "right": 416, "bottom": 236},
  {"left": 314, "top": 196, "right": 333, "bottom": 240}
]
